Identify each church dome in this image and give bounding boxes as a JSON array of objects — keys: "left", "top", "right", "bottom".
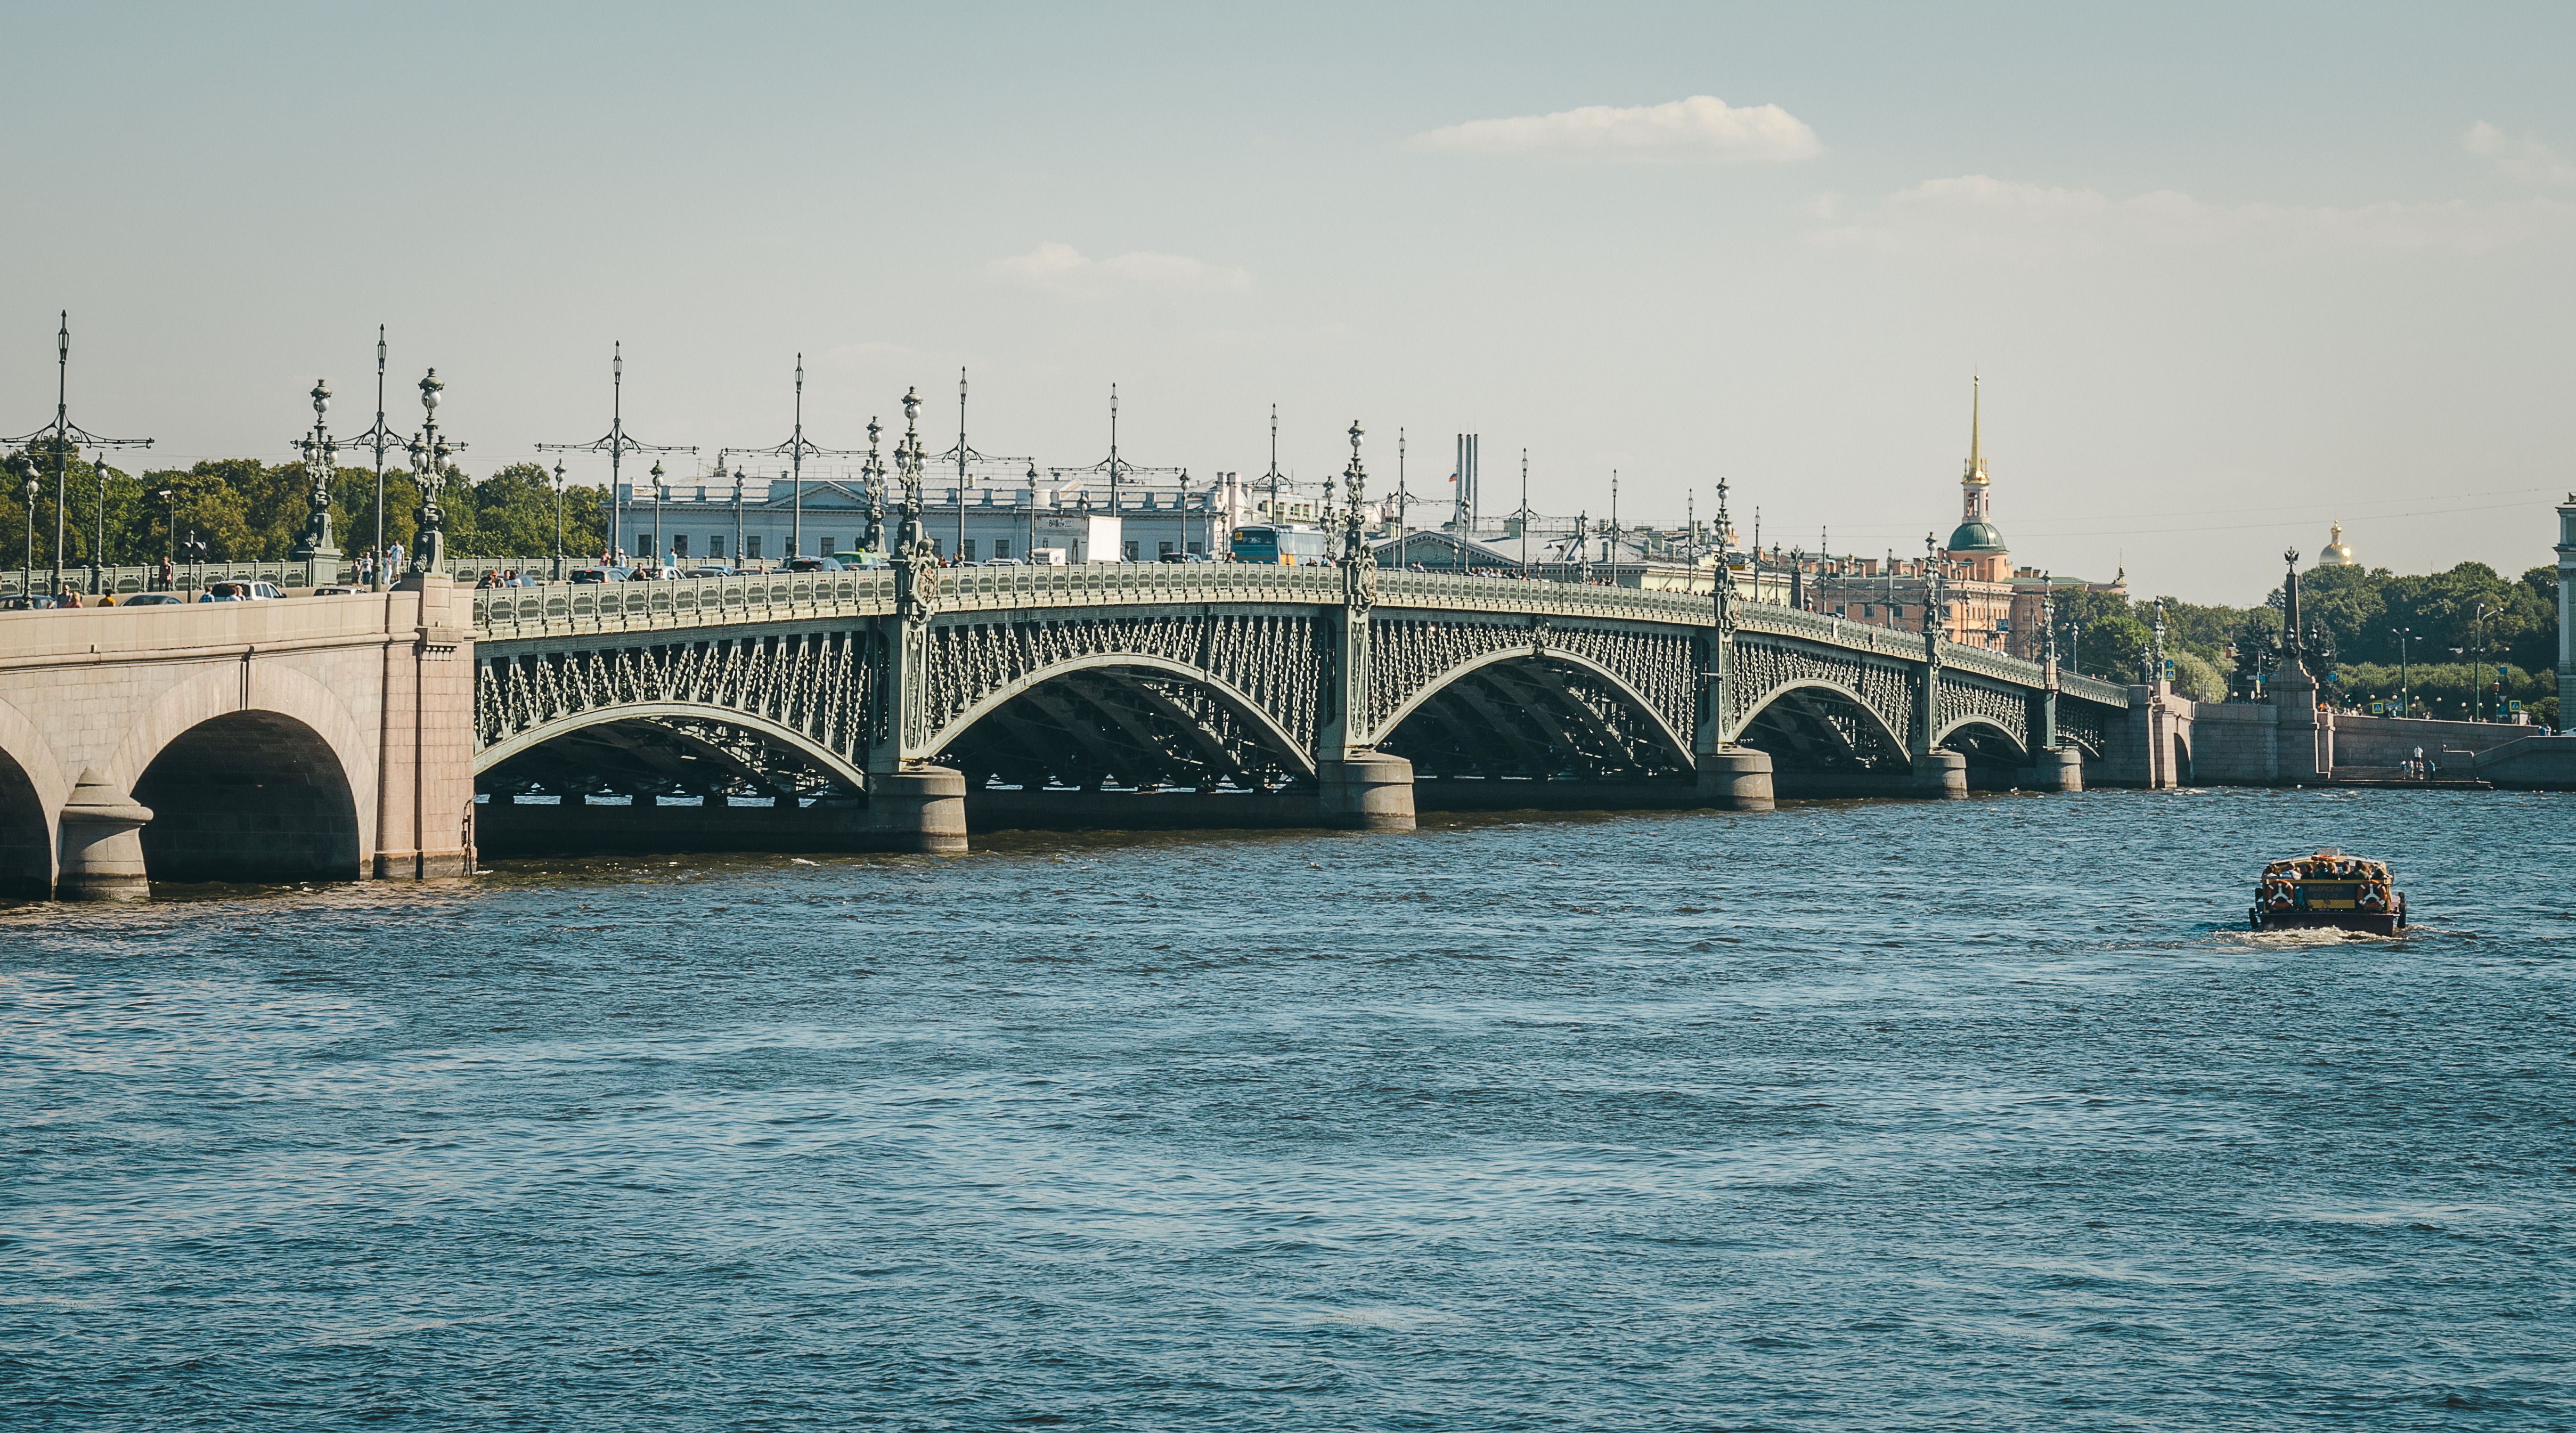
[
  {"left": 2317, "top": 521, "right": 2356, "bottom": 567},
  {"left": 1946, "top": 520, "right": 2008, "bottom": 555}
]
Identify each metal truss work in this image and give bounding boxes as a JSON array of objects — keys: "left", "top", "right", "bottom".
[
  {"left": 479, "top": 713, "right": 861, "bottom": 802},
  {"left": 2057, "top": 701, "right": 2113, "bottom": 759},
  {"left": 1738, "top": 683, "right": 1912, "bottom": 774},
  {"left": 474, "top": 629, "right": 879, "bottom": 777},
  {"left": 465, "top": 566, "right": 2141, "bottom": 798},
  {"left": 1728, "top": 637, "right": 1919, "bottom": 746},
  {"left": 1936, "top": 675, "right": 2032, "bottom": 754},
  {"left": 938, "top": 665, "right": 1309, "bottom": 792},
  {"left": 1380, "top": 656, "right": 1695, "bottom": 780},
  {"left": 1367, "top": 615, "right": 1695, "bottom": 749},
  {"left": 919, "top": 610, "right": 1324, "bottom": 759}
]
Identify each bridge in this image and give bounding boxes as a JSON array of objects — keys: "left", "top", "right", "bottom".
[{"left": 0, "top": 558, "right": 2139, "bottom": 897}]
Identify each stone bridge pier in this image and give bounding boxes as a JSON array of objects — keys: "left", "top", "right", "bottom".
[{"left": 0, "top": 577, "right": 477, "bottom": 899}]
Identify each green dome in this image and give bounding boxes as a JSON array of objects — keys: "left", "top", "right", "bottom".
[{"left": 1946, "top": 520, "right": 2008, "bottom": 555}]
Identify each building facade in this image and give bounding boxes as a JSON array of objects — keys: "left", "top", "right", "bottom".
[{"left": 615, "top": 471, "right": 1262, "bottom": 567}]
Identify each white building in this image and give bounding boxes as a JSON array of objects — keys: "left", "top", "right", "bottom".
[{"left": 615, "top": 471, "right": 1265, "bottom": 566}]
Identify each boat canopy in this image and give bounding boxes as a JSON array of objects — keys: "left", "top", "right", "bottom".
[{"left": 2262, "top": 851, "right": 2392, "bottom": 882}]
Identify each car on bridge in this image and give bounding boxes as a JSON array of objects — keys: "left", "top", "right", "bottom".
[
  {"left": 114, "top": 593, "right": 187, "bottom": 606},
  {"left": 569, "top": 567, "right": 634, "bottom": 583}
]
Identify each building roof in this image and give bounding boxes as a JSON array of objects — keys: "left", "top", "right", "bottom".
[
  {"left": 1374, "top": 530, "right": 1531, "bottom": 568},
  {"left": 2317, "top": 520, "right": 2357, "bottom": 566},
  {"left": 1945, "top": 519, "right": 2008, "bottom": 555}
]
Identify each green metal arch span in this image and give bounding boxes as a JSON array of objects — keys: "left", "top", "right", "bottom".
[
  {"left": 1376, "top": 646, "right": 1695, "bottom": 766},
  {"left": 1727, "top": 678, "right": 1911, "bottom": 755},
  {"left": 1934, "top": 714, "right": 2031, "bottom": 760},
  {"left": 925, "top": 654, "right": 1319, "bottom": 779},
  {"left": 474, "top": 703, "right": 870, "bottom": 790}
]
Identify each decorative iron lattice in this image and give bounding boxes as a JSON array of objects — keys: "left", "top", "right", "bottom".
[
  {"left": 1937, "top": 675, "right": 2031, "bottom": 749},
  {"left": 937, "top": 667, "right": 1308, "bottom": 792},
  {"left": 2057, "top": 700, "right": 2113, "bottom": 758},
  {"left": 1729, "top": 638, "right": 1917, "bottom": 744},
  {"left": 475, "top": 630, "right": 879, "bottom": 764},
  {"left": 920, "top": 611, "right": 1325, "bottom": 756},
  {"left": 1368, "top": 616, "right": 1695, "bottom": 742}
]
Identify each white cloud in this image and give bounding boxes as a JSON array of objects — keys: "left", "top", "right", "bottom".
[
  {"left": 2463, "top": 121, "right": 2576, "bottom": 186},
  {"left": 991, "top": 242, "right": 1252, "bottom": 298},
  {"left": 1408, "top": 95, "right": 1821, "bottom": 165},
  {"left": 1813, "top": 174, "right": 2575, "bottom": 256}
]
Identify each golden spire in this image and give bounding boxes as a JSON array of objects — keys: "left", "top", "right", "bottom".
[{"left": 1963, "top": 373, "right": 1988, "bottom": 486}]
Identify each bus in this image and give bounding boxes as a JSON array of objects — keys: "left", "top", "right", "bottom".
[{"left": 1229, "top": 524, "right": 1330, "bottom": 565}]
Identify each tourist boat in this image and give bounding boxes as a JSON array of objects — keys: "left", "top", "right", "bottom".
[{"left": 2249, "top": 849, "right": 2406, "bottom": 935}]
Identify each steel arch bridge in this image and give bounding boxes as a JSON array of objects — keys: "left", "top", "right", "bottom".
[{"left": 467, "top": 565, "right": 2129, "bottom": 832}]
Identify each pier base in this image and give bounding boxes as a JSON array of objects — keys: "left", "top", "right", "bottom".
[
  {"left": 1909, "top": 749, "right": 1969, "bottom": 800},
  {"left": 2027, "top": 747, "right": 2084, "bottom": 793},
  {"left": 866, "top": 767, "right": 969, "bottom": 853},
  {"left": 1694, "top": 747, "right": 1775, "bottom": 811},
  {"left": 57, "top": 768, "right": 153, "bottom": 902},
  {"left": 1318, "top": 753, "right": 1416, "bottom": 831}
]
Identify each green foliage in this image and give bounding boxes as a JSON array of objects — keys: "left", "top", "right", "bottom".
[
  {"left": 2169, "top": 648, "right": 2227, "bottom": 702},
  {"left": 2145, "top": 596, "right": 2270, "bottom": 665},
  {"left": 2269, "top": 561, "right": 2556, "bottom": 671},
  {"left": 1, "top": 443, "right": 609, "bottom": 568},
  {"left": 2329, "top": 661, "right": 2554, "bottom": 722}
]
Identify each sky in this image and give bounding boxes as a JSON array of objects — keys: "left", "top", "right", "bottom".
[{"left": 2, "top": 1, "right": 2569, "bottom": 602}]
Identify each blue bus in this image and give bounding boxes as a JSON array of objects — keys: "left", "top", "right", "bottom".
[{"left": 1229, "top": 524, "right": 1330, "bottom": 565}]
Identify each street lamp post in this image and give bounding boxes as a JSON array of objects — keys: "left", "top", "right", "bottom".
[
  {"left": 406, "top": 370, "right": 461, "bottom": 578},
  {"left": 341, "top": 328, "right": 402, "bottom": 590},
  {"left": 551, "top": 460, "right": 568, "bottom": 578},
  {"left": 21, "top": 469, "right": 37, "bottom": 597},
  {"left": 728, "top": 460, "right": 744, "bottom": 571},
  {"left": 89, "top": 450, "right": 109, "bottom": 594},
  {"left": 3, "top": 313, "right": 153, "bottom": 596},
  {"left": 722, "top": 354, "right": 853, "bottom": 565},
  {"left": 2393, "top": 626, "right": 2413, "bottom": 718},
  {"left": 539, "top": 344, "right": 696, "bottom": 569},
  {"left": 2474, "top": 601, "right": 2505, "bottom": 721},
  {"left": 650, "top": 461, "right": 667, "bottom": 570},
  {"left": 293, "top": 379, "right": 339, "bottom": 587},
  {"left": 154, "top": 486, "right": 174, "bottom": 587}
]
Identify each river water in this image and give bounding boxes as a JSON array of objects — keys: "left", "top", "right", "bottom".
[{"left": 3, "top": 788, "right": 2571, "bottom": 1430}]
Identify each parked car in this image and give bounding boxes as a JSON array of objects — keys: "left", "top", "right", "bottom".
[{"left": 115, "top": 593, "right": 185, "bottom": 606}]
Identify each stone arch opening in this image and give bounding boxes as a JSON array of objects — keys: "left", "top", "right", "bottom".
[
  {"left": 0, "top": 746, "right": 50, "bottom": 899},
  {"left": 1380, "top": 655, "right": 1693, "bottom": 784},
  {"left": 936, "top": 662, "right": 1314, "bottom": 794},
  {"left": 134, "top": 711, "right": 362, "bottom": 883}
]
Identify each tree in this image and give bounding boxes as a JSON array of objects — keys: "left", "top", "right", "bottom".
[{"left": 2169, "top": 647, "right": 2227, "bottom": 702}]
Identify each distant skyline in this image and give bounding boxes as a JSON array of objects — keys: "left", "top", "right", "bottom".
[{"left": 2, "top": 2, "right": 2569, "bottom": 602}]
